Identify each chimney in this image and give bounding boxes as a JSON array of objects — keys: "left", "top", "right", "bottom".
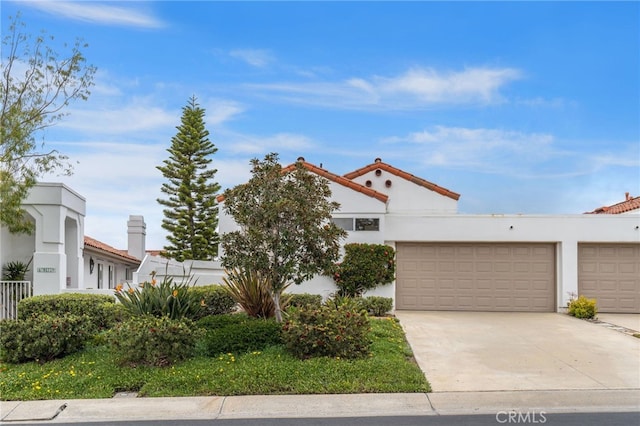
[
  {"left": 625, "top": 192, "right": 630, "bottom": 200},
  {"left": 127, "top": 215, "right": 146, "bottom": 260}
]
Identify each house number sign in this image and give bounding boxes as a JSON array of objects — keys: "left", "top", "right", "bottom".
[{"left": 37, "top": 267, "right": 56, "bottom": 273}]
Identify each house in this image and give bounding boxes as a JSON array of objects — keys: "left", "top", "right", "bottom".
[
  {"left": 217, "top": 157, "right": 640, "bottom": 313},
  {"left": 0, "top": 183, "right": 145, "bottom": 297}
]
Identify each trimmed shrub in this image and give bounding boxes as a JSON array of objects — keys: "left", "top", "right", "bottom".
[
  {"left": 286, "top": 293, "right": 322, "bottom": 310},
  {"left": 0, "top": 314, "right": 95, "bottom": 363},
  {"left": 189, "top": 285, "right": 237, "bottom": 319},
  {"left": 332, "top": 243, "right": 395, "bottom": 297},
  {"left": 197, "top": 313, "right": 282, "bottom": 356},
  {"left": 18, "top": 293, "right": 116, "bottom": 329},
  {"left": 568, "top": 295, "right": 598, "bottom": 319},
  {"left": 282, "top": 304, "right": 371, "bottom": 359},
  {"left": 357, "top": 296, "right": 393, "bottom": 317},
  {"left": 107, "top": 316, "right": 202, "bottom": 366},
  {"left": 114, "top": 272, "right": 203, "bottom": 320}
]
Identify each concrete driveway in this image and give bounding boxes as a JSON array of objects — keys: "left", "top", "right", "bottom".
[{"left": 395, "top": 311, "right": 640, "bottom": 392}]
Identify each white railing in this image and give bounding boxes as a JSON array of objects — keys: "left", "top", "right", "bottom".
[{"left": 0, "top": 281, "right": 33, "bottom": 320}]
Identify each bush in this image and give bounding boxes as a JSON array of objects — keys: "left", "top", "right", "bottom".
[
  {"left": 0, "top": 314, "right": 95, "bottom": 363},
  {"left": 197, "top": 313, "right": 282, "bottom": 356},
  {"left": 286, "top": 293, "right": 322, "bottom": 310},
  {"left": 568, "top": 295, "right": 598, "bottom": 319},
  {"left": 18, "top": 293, "right": 116, "bottom": 329},
  {"left": 222, "top": 268, "right": 291, "bottom": 319},
  {"left": 107, "top": 316, "right": 202, "bottom": 367},
  {"left": 189, "top": 285, "right": 237, "bottom": 319},
  {"left": 114, "top": 271, "right": 203, "bottom": 320},
  {"left": 358, "top": 296, "right": 393, "bottom": 317},
  {"left": 282, "top": 304, "right": 371, "bottom": 359},
  {"left": 332, "top": 244, "right": 395, "bottom": 297}
]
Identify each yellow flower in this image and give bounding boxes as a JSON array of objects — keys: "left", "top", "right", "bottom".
[
  {"left": 200, "top": 299, "right": 206, "bottom": 307},
  {"left": 115, "top": 283, "right": 123, "bottom": 293},
  {"left": 172, "top": 290, "right": 178, "bottom": 297},
  {"left": 139, "top": 282, "right": 144, "bottom": 288},
  {"left": 128, "top": 288, "right": 135, "bottom": 295},
  {"left": 151, "top": 279, "right": 157, "bottom": 286}
]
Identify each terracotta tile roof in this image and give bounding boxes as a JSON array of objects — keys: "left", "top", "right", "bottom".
[
  {"left": 216, "top": 158, "right": 389, "bottom": 204},
  {"left": 343, "top": 158, "right": 461, "bottom": 201},
  {"left": 84, "top": 236, "right": 141, "bottom": 263},
  {"left": 585, "top": 193, "right": 640, "bottom": 214},
  {"left": 282, "top": 160, "right": 389, "bottom": 203}
]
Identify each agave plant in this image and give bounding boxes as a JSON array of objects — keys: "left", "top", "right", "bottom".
[
  {"left": 2, "top": 259, "right": 32, "bottom": 281},
  {"left": 114, "top": 269, "right": 203, "bottom": 320},
  {"left": 222, "top": 268, "right": 291, "bottom": 319}
]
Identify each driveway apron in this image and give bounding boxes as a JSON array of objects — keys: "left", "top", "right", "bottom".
[{"left": 395, "top": 311, "right": 640, "bottom": 392}]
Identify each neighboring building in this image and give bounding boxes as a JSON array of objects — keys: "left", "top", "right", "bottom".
[
  {"left": 217, "top": 157, "right": 640, "bottom": 313},
  {"left": 0, "top": 183, "right": 145, "bottom": 296},
  {"left": 586, "top": 192, "right": 640, "bottom": 215},
  {"left": 83, "top": 236, "right": 141, "bottom": 290}
]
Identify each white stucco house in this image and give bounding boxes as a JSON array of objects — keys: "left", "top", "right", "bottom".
[
  {"left": 0, "top": 183, "right": 145, "bottom": 305},
  {"left": 217, "top": 157, "right": 640, "bottom": 313},
  {"left": 2, "top": 158, "right": 639, "bottom": 316}
]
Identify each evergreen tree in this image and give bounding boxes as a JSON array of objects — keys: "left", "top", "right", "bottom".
[{"left": 157, "top": 96, "right": 220, "bottom": 261}]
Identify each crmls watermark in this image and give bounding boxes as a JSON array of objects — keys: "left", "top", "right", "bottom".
[{"left": 496, "top": 410, "right": 547, "bottom": 424}]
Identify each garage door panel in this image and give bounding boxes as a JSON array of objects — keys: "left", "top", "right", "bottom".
[
  {"left": 578, "top": 244, "right": 640, "bottom": 313},
  {"left": 396, "top": 243, "right": 556, "bottom": 312}
]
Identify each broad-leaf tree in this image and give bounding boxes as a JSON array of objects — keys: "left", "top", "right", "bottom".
[
  {"left": 1, "top": 13, "right": 96, "bottom": 233},
  {"left": 157, "top": 96, "right": 220, "bottom": 261},
  {"left": 221, "top": 153, "right": 347, "bottom": 322}
]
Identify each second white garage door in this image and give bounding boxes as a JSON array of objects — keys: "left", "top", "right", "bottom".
[{"left": 396, "top": 243, "right": 556, "bottom": 312}]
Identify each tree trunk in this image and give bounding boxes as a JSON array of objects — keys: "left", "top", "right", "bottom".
[{"left": 273, "top": 291, "right": 283, "bottom": 323}]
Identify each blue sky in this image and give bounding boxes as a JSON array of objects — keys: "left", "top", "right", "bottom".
[{"left": 3, "top": 1, "right": 639, "bottom": 250}]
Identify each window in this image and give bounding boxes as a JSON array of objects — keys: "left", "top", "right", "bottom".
[
  {"left": 355, "top": 218, "right": 379, "bottom": 231},
  {"left": 331, "top": 217, "right": 354, "bottom": 231},
  {"left": 331, "top": 217, "right": 380, "bottom": 231},
  {"left": 97, "top": 263, "right": 103, "bottom": 289},
  {"left": 108, "top": 265, "right": 114, "bottom": 289}
]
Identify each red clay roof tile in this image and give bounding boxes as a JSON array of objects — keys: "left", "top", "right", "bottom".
[
  {"left": 84, "top": 236, "right": 141, "bottom": 263},
  {"left": 585, "top": 193, "right": 640, "bottom": 214},
  {"left": 216, "top": 160, "right": 389, "bottom": 204},
  {"left": 343, "top": 158, "right": 460, "bottom": 201}
]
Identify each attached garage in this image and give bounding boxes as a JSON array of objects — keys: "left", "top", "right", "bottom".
[
  {"left": 395, "top": 243, "right": 556, "bottom": 312},
  {"left": 578, "top": 243, "right": 640, "bottom": 313}
]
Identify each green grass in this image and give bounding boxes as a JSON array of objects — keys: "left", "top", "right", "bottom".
[{"left": 0, "top": 317, "right": 430, "bottom": 400}]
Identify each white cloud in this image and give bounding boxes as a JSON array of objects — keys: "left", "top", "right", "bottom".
[
  {"left": 229, "top": 49, "right": 275, "bottom": 68},
  {"left": 24, "top": 1, "right": 165, "bottom": 28},
  {"left": 61, "top": 103, "right": 177, "bottom": 134},
  {"left": 246, "top": 66, "right": 522, "bottom": 110},
  {"left": 203, "top": 99, "right": 245, "bottom": 125},
  {"left": 219, "top": 132, "right": 316, "bottom": 155},
  {"left": 382, "top": 126, "right": 559, "bottom": 175}
]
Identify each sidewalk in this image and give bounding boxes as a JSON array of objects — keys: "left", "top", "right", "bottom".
[{"left": 2, "top": 389, "right": 639, "bottom": 423}]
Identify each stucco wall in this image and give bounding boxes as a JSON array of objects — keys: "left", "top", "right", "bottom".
[{"left": 349, "top": 170, "right": 458, "bottom": 214}]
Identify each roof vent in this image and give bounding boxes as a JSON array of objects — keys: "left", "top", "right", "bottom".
[
  {"left": 297, "top": 156, "right": 305, "bottom": 162},
  {"left": 365, "top": 180, "right": 372, "bottom": 187},
  {"left": 385, "top": 180, "right": 392, "bottom": 188},
  {"left": 374, "top": 157, "right": 382, "bottom": 163},
  {"left": 375, "top": 169, "right": 382, "bottom": 177}
]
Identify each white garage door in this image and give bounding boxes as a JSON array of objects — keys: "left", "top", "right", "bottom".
[
  {"left": 396, "top": 243, "right": 556, "bottom": 312},
  {"left": 578, "top": 244, "right": 640, "bottom": 313}
]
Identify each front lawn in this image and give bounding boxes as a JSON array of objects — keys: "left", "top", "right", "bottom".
[{"left": 0, "top": 317, "right": 430, "bottom": 400}]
